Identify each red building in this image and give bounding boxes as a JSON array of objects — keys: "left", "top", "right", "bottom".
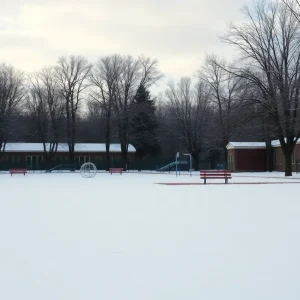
[
  {"left": 272, "top": 140, "right": 300, "bottom": 172},
  {"left": 226, "top": 142, "right": 266, "bottom": 172},
  {"left": 227, "top": 140, "right": 300, "bottom": 172},
  {"left": 0, "top": 143, "right": 136, "bottom": 170}
]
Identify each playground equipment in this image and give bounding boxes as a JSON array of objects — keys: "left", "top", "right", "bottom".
[
  {"left": 80, "top": 162, "right": 97, "bottom": 178},
  {"left": 157, "top": 160, "right": 188, "bottom": 172},
  {"left": 157, "top": 152, "right": 190, "bottom": 175}
]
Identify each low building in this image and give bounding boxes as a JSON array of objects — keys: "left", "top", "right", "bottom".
[
  {"left": 227, "top": 140, "right": 300, "bottom": 172},
  {"left": 226, "top": 142, "right": 267, "bottom": 172},
  {"left": 0, "top": 143, "right": 136, "bottom": 170},
  {"left": 272, "top": 140, "right": 300, "bottom": 172}
]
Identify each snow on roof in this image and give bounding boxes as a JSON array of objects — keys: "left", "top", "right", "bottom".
[
  {"left": 271, "top": 140, "right": 281, "bottom": 147},
  {"left": 271, "top": 139, "right": 300, "bottom": 147},
  {"left": 227, "top": 139, "right": 300, "bottom": 149},
  {"left": 3, "top": 143, "right": 136, "bottom": 153},
  {"left": 226, "top": 142, "right": 266, "bottom": 149}
]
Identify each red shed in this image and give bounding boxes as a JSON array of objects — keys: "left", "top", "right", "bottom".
[{"left": 226, "top": 142, "right": 266, "bottom": 172}]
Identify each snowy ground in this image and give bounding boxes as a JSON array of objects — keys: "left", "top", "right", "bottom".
[{"left": 1, "top": 172, "right": 300, "bottom": 300}]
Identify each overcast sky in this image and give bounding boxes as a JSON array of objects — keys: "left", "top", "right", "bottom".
[{"left": 0, "top": 0, "right": 251, "bottom": 89}]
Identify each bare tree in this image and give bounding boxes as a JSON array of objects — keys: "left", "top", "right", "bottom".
[
  {"left": 0, "top": 64, "right": 25, "bottom": 159},
  {"left": 223, "top": 0, "right": 300, "bottom": 176},
  {"left": 155, "top": 97, "right": 180, "bottom": 159},
  {"left": 55, "top": 56, "right": 92, "bottom": 163},
  {"left": 90, "top": 55, "right": 122, "bottom": 170},
  {"left": 199, "top": 56, "right": 245, "bottom": 167},
  {"left": 27, "top": 67, "right": 64, "bottom": 162},
  {"left": 165, "top": 77, "right": 209, "bottom": 169},
  {"left": 282, "top": 0, "right": 300, "bottom": 21},
  {"left": 113, "top": 55, "right": 162, "bottom": 168}
]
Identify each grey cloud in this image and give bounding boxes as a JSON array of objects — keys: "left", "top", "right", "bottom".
[{"left": 0, "top": 0, "right": 250, "bottom": 81}]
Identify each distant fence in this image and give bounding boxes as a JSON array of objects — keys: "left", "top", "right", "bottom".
[{"left": 0, "top": 157, "right": 226, "bottom": 172}]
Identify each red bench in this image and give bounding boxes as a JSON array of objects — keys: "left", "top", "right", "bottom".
[
  {"left": 109, "top": 168, "right": 124, "bottom": 175},
  {"left": 200, "top": 170, "right": 231, "bottom": 184},
  {"left": 9, "top": 169, "right": 28, "bottom": 176}
]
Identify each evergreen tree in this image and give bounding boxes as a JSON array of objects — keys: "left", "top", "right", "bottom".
[{"left": 131, "top": 85, "right": 160, "bottom": 160}]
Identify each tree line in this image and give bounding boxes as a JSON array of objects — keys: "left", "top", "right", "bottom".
[{"left": 1, "top": 0, "right": 300, "bottom": 176}]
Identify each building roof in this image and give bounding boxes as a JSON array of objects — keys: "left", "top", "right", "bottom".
[
  {"left": 3, "top": 143, "right": 136, "bottom": 153},
  {"left": 226, "top": 142, "right": 266, "bottom": 149},
  {"left": 271, "top": 140, "right": 281, "bottom": 147},
  {"left": 227, "top": 139, "right": 300, "bottom": 149}
]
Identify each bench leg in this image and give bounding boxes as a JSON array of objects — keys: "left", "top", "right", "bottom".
[
  {"left": 204, "top": 178, "right": 206, "bottom": 184},
  {"left": 225, "top": 178, "right": 228, "bottom": 184}
]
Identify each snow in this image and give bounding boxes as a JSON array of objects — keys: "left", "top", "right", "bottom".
[
  {"left": 226, "top": 142, "right": 266, "bottom": 149},
  {"left": 3, "top": 143, "right": 136, "bottom": 153},
  {"left": 1, "top": 172, "right": 300, "bottom": 300},
  {"left": 227, "top": 139, "right": 300, "bottom": 149},
  {"left": 271, "top": 139, "right": 300, "bottom": 148}
]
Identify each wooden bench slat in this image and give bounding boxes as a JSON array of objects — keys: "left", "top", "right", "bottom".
[
  {"left": 200, "top": 176, "right": 232, "bottom": 178},
  {"left": 200, "top": 175, "right": 231, "bottom": 177},
  {"left": 201, "top": 173, "right": 231, "bottom": 176},
  {"left": 200, "top": 170, "right": 230, "bottom": 173}
]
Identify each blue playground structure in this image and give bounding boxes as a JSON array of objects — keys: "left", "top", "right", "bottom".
[
  {"left": 157, "top": 152, "right": 192, "bottom": 175},
  {"left": 157, "top": 160, "right": 188, "bottom": 172}
]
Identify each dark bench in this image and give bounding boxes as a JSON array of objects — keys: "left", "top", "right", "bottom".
[
  {"left": 200, "top": 170, "right": 231, "bottom": 184},
  {"left": 109, "top": 168, "right": 124, "bottom": 175},
  {"left": 9, "top": 169, "right": 28, "bottom": 176}
]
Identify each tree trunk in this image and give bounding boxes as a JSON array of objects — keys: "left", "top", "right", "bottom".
[
  {"left": 118, "top": 118, "right": 129, "bottom": 170},
  {"left": 0, "top": 139, "right": 6, "bottom": 162},
  {"left": 137, "top": 153, "right": 144, "bottom": 171},
  {"left": 265, "top": 141, "right": 273, "bottom": 172},
  {"left": 71, "top": 112, "right": 76, "bottom": 164},
  {"left": 121, "top": 150, "right": 128, "bottom": 170},
  {"left": 105, "top": 110, "right": 111, "bottom": 171},
  {"left": 69, "top": 149, "right": 75, "bottom": 164},
  {"left": 224, "top": 149, "right": 228, "bottom": 170},
  {"left": 105, "top": 143, "right": 110, "bottom": 171},
  {"left": 191, "top": 151, "right": 199, "bottom": 171},
  {"left": 284, "top": 150, "right": 293, "bottom": 176}
]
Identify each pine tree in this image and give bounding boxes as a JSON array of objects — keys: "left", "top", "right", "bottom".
[{"left": 131, "top": 85, "right": 160, "bottom": 160}]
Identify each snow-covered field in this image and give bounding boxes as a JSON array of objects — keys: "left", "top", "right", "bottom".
[{"left": 1, "top": 172, "right": 300, "bottom": 300}]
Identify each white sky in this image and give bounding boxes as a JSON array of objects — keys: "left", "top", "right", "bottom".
[{"left": 0, "top": 0, "right": 251, "bottom": 90}]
